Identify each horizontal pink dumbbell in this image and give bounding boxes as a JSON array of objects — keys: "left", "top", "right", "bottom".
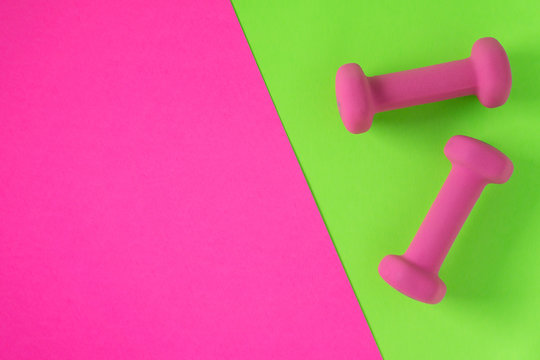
[
  {"left": 336, "top": 38, "right": 512, "bottom": 134},
  {"left": 378, "top": 135, "right": 513, "bottom": 304}
]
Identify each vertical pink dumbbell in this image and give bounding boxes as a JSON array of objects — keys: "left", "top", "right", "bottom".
[
  {"left": 378, "top": 135, "right": 513, "bottom": 304},
  {"left": 336, "top": 37, "right": 512, "bottom": 133}
]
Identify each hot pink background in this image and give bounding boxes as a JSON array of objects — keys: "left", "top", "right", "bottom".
[{"left": 0, "top": 1, "right": 381, "bottom": 358}]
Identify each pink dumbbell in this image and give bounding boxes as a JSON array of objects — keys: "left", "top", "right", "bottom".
[
  {"left": 378, "top": 135, "right": 513, "bottom": 304},
  {"left": 336, "top": 37, "right": 512, "bottom": 134}
]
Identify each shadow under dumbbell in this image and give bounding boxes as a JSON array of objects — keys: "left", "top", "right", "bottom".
[
  {"left": 505, "top": 48, "right": 537, "bottom": 104},
  {"left": 370, "top": 95, "right": 478, "bottom": 151}
]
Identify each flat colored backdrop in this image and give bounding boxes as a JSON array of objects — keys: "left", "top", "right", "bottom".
[
  {"left": 232, "top": 1, "right": 540, "bottom": 359},
  {"left": 0, "top": 1, "right": 380, "bottom": 358}
]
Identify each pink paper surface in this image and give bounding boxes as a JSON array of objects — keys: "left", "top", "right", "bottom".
[{"left": 0, "top": 1, "right": 381, "bottom": 358}]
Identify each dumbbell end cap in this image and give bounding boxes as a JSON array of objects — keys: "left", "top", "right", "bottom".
[
  {"left": 471, "top": 37, "right": 512, "bottom": 108},
  {"left": 445, "top": 135, "right": 513, "bottom": 184},
  {"left": 336, "top": 63, "right": 374, "bottom": 134},
  {"left": 379, "top": 255, "right": 446, "bottom": 304}
]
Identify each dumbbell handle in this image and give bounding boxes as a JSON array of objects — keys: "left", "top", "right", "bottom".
[
  {"left": 403, "top": 166, "right": 486, "bottom": 272},
  {"left": 369, "top": 59, "right": 476, "bottom": 112}
]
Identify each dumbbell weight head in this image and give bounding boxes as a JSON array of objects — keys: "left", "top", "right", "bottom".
[
  {"left": 470, "top": 38, "right": 512, "bottom": 109},
  {"left": 444, "top": 135, "right": 513, "bottom": 184}
]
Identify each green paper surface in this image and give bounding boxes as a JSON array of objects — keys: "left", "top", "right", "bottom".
[{"left": 232, "top": 1, "right": 540, "bottom": 358}]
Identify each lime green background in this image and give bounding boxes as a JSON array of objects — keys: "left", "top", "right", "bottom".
[{"left": 232, "top": 1, "right": 540, "bottom": 358}]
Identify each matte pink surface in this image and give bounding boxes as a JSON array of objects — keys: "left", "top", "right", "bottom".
[
  {"left": 0, "top": 1, "right": 381, "bottom": 358},
  {"left": 336, "top": 37, "right": 512, "bottom": 133},
  {"left": 379, "top": 136, "right": 513, "bottom": 304}
]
